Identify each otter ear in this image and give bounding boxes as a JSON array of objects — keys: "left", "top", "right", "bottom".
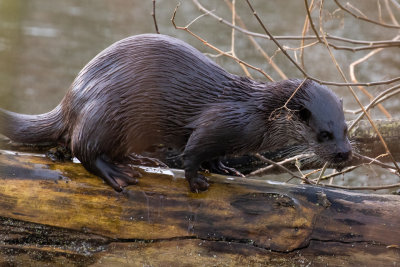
[{"left": 298, "top": 108, "right": 311, "bottom": 124}]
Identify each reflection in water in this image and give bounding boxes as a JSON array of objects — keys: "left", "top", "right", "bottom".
[
  {"left": 121, "top": 190, "right": 168, "bottom": 225},
  {"left": 0, "top": 160, "right": 67, "bottom": 181}
]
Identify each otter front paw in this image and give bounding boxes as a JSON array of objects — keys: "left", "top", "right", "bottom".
[{"left": 187, "top": 174, "right": 209, "bottom": 193}]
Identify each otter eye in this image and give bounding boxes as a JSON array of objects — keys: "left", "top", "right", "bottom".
[{"left": 318, "top": 131, "right": 333, "bottom": 142}]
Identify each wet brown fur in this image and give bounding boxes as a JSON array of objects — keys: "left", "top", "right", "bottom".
[{"left": 0, "top": 34, "right": 352, "bottom": 192}]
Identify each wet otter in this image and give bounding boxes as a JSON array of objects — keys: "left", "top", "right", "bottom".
[{"left": 0, "top": 34, "right": 352, "bottom": 192}]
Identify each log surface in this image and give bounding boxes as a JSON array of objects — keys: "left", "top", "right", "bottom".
[{"left": 0, "top": 150, "right": 399, "bottom": 266}]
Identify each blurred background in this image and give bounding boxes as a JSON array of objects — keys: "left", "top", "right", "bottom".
[{"left": 0, "top": 0, "right": 398, "bottom": 115}]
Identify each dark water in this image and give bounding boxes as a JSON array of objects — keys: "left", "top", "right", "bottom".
[{"left": 0, "top": 0, "right": 399, "bottom": 189}]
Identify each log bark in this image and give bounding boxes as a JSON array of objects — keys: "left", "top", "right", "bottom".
[{"left": 0, "top": 150, "right": 399, "bottom": 265}]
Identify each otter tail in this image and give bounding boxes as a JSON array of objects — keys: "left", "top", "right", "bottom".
[{"left": 0, "top": 105, "right": 64, "bottom": 144}]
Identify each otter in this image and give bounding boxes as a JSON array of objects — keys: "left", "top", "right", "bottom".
[{"left": 0, "top": 34, "right": 352, "bottom": 192}]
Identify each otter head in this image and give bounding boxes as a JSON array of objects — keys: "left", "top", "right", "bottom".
[{"left": 293, "top": 81, "right": 352, "bottom": 165}]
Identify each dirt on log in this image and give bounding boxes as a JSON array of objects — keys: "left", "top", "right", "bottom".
[{"left": 0, "top": 150, "right": 399, "bottom": 266}]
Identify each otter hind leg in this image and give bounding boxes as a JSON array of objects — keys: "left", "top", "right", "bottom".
[
  {"left": 92, "top": 155, "right": 141, "bottom": 191},
  {"left": 70, "top": 114, "right": 142, "bottom": 191}
]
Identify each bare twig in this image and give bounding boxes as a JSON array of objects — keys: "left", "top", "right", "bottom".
[
  {"left": 248, "top": 154, "right": 312, "bottom": 176},
  {"left": 314, "top": 165, "right": 360, "bottom": 182},
  {"left": 334, "top": 0, "right": 400, "bottom": 29},
  {"left": 348, "top": 83, "right": 400, "bottom": 130},
  {"left": 227, "top": 0, "right": 252, "bottom": 78},
  {"left": 316, "top": 0, "right": 400, "bottom": 175},
  {"left": 269, "top": 78, "right": 308, "bottom": 121},
  {"left": 152, "top": 0, "right": 160, "bottom": 34},
  {"left": 316, "top": 162, "right": 328, "bottom": 184},
  {"left": 326, "top": 42, "right": 400, "bottom": 52},
  {"left": 348, "top": 6, "right": 400, "bottom": 119},
  {"left": 223, "top": 0, "right": 287, "bottom": 79},
  {"left": 354, "top": 152, "right": 397, "bottom": 170},
  {"left": 243, "top": 0, "right": 400, "bottom": 87},
  {"left": 304, "top": 0, "right": 322, "bottom": 43},
  {"left": 193, "top": 0, "right": 400, "bottom": 46},
  {"left": 194, "top": 0, "right": 400, "bottom": 86},
  {"left": 391, "top": 0, "right": 400, "bottom": 10},
  {"left": 303, "top": 168, "right": 323, "bottom": 179},
  {"left": 171, "top": 3, "right": 274, "bottom": 81},
  {"left": 385, "top": 0, "right": 400, "bottom": 24},
  {"left": 378, "top": 0, "right": 383, "bottom": 23},
  {"left": 254, "top": 153, "right": 307, "bottom": 182},
  {"left": 345, "top": 1, "right": 399, "bottom": 124},
  {"left": 253, "top": 154, "right": 400, "bottom": 190},
  {"left": 349, "top": 43, "right": 398, "bottom": 119},
  {"left": 347, "top": 2, "right": 368, "bottom": 18},
  {"left": 245, "top": 0, "right": 308, "bottom": 78},
  {"left": 347, "top": 86, "right": 400, "bottom": 116},
  {"left": 230, "top": 0, "right": 236, "bottom": 54},
  {"left": 300, "top": 0, "right": 316, "bottom": 70},
  {"left": 321, "top": 182, "right": 400, "bottom": 190},
  {"left": 314, "top": 152, "right": 397, "bottom": 183}
]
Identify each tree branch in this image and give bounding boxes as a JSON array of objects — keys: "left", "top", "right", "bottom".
[{"left": 334, "top": 0, "right": 400, "bottom": 29}]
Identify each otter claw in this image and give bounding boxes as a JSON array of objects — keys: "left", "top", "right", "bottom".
[
  {"left": 219, "top": 165, "right": 244, "bottom": 177},
  {"left": 189, "top": 175, "right": 209, "bottom": 193},
  {"left": 203, "top": 160, "right": 244, "bottom": 177}
]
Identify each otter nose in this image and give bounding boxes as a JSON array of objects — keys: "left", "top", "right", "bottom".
[{"left": 334, "top": 151, "right": 352, "bottom": 162}]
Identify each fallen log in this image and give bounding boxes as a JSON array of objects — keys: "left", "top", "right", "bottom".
[{"left": 0, "top": 150, "right": 399, "bottom": 265}]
